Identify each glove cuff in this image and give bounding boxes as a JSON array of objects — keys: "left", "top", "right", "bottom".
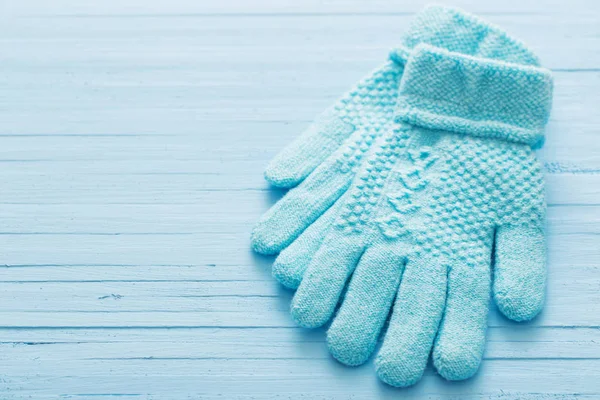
[
  {"left": 390, "top": 5, "right": 540, "bottom": 67},
  {"left": 395, "top": 44, "right": 553, "bottom": 148}
]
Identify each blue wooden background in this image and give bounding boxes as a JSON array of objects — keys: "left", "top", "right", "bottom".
[{"left": 1, "top": 0, "right": 599, "bottom": 398}]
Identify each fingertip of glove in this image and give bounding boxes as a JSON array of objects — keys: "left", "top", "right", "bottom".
[
  {"left": 374, "top": 354, "right": 423, "bottom": 388},
  {"left": 250, "top": 228, "right": 281, "bottom": 255},
  {"left": 264, "top": 164, "right": 303, "bottom": 188},
  {"left": 326, "top": 328, "right": 373, "bottom": 367},
  {"left": 494, "top": 289, "right": 544, "bottom": 322},
  {"left": 290, "top": 301, "right": 329, "bottom": 329},
  {"left": 433, "top": 344, "right": 481, "bottom": 381},
  {"left": 272, "top": 260, "right": 302, "bottom": 289}
]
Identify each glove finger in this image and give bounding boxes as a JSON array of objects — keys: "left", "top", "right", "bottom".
[
  {"left": 493, "top": 225, "right": 546, "bottom": 322},
  {"left": 251, "top": 158, "right": 354, "bottom": 255},
  {"left": 433, "top": 252, "right": 491, "bottom": 381},
  {"left": 264, "top": 109, "right": 357, "bottom": 188},
  {"left": 327, "top": 244, "right": 405, "bottom": 366},
  {"left": 272, "top": 196, "right": 346, "bottom": 289},
  {"left": 290, "top": 231, "right": 364, "bottom": 328},
  {"left": 375, "top": 259, "right": 447, "bottom": 387},
  {"left": 264, "top": 58, "right": 402, "bottom": 188}
]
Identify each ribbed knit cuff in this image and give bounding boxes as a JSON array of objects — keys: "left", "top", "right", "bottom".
[
  {"left": 390, "top": 5, "right": 540, "bottom": 67},
  {"left": 395, "top": 44, "right": 553, "bottom": 148}
]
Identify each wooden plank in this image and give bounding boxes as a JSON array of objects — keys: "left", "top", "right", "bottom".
[
  {"left": 3, "top": 0, "right": 600, "bottom": 16},
  {"left": 0, "top": 197, "right": 599, "bottom": 232},
  {"left": 0, "top": 264, "right": 596, "bottom": 327},
  {"left": 1, "top": 15, "right": 598, "bottom": 69},
  {"left": 0, "top": 169, "right": 598, "bottom": 204},
  {"left": 2, "top": 232, "right": 595, "bottom": 271},
  {"left": 1, "top": 327, "right": 599, "bottom": 360},
  {"left": 0, "top": 359, "right": 599, "bottom": 397},
  {"left": 0, "top": 203, "right": 598, "bottom": 260}
]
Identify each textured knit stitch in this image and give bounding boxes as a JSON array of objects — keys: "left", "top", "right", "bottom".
[
  {"left": 251, "top": 6, "right": 553, "bottom": 388},
  {"left": 395, "top": 47, "right": 552, "bottom": 148},
  {"left": 287, "top": 46, "right": 552, "bottom": 387},
  {"left": 253, "top": 5, "right": 543, "bottom": 259},
  {"left": 254, "top": 43, "right": 553, "bottom": 386}
]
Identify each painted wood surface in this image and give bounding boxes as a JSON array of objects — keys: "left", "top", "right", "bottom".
[{"left": 1, "top": 0, "right": 599, "bottom": 398}]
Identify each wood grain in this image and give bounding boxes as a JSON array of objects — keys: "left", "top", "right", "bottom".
[{"left": 1, "top": 0, "right": 599, "bottom": 398}]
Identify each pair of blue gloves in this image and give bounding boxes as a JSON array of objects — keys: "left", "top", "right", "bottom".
[{"left": 251, "top": 5, "right": 553, "bottom": 387}]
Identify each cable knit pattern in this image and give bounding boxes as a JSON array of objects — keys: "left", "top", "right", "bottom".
[{"left": 251, "top": 6, "right": 553, "bottom": 389}]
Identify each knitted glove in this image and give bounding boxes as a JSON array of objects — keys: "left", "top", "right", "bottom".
[
  {"left": 280, "top": 45, "right": 553, "bottom": 386},
  {"left": 252, "top": 6, "right": 542, "bottom": 288}
]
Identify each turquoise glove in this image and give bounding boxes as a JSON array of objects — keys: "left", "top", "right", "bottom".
[
  {"left": 266, "top": 45, "right": 553, "bottom": 386},
  {"left": 252, "top": 6, "right": 542, "bottom": 289}
]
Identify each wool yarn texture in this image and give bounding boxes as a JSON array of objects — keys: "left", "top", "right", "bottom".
[{"left": 251, "top": 6, "right": 553, "bottom": 387}]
